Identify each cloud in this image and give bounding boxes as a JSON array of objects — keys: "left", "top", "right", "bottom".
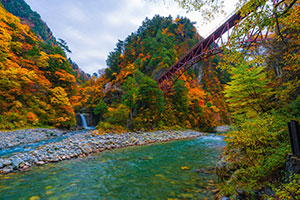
[{"left": 25, "top": 0, "right": 238, "bottom": 74}]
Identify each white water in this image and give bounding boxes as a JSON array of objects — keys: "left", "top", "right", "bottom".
[
  {"left": 80, "top": 114, "right": 88, "bottom": 129},
  {"left": 79, "top": 114, "right": 95, "bottom": 130}
]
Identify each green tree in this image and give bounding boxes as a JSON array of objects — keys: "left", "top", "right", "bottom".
[
  {"left": 107, "top": 104, "right": 129, "bottom": 127},
  {"left": 170, "top": 80, "right": 189, "bottom": 125},
  {"left": 105, "top": 40, "right": 124, "bottom": 79},
  {"left": 136, "top": 73, "right": 164, "bottom": 128},
  {"left": 223, "top": 53, "right": 272, "bottom": 116},
  {"left": 93, "top": 99, "right": 108, "bottom": 121},
  {"left": 121, "top": 76, "right": 139, "bottom": 121}
]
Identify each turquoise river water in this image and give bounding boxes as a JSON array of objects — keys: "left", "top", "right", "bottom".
[{"left": 0, "top": 134, "right": 225, "bottom": 200}]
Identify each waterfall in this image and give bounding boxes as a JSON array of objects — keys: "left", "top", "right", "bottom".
[{"left": 80, "top": 114, "right": 88, "bottom": 129}]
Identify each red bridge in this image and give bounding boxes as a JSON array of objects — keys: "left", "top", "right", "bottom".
[{"left": 156, "top": 0, "right": 283, "bottom": 93}]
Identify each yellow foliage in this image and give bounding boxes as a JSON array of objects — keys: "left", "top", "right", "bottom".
[
  {"left": 48, "top": 54, "right": 66, "bottom": 63},
  {"left": 50, "top": 87, "right": 71, "bottom": 106},
  {"left": 36, "top": 51, "right": 49, "bottom": 68},
  {"left": 0, "top": 5, "right": 77, "bottom": 129}
]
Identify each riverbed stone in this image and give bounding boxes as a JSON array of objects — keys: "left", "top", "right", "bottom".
[
  {"left": 221, "top": 197, "right": 230, "bottom": 200},
  {"left": 20, "top": 165, "right": 30, "bottom": 172},
  {"left": 1, "top": 167, "right": 13, "bottom": 174},
  {"left": 12, "top": 158, "right": 23, "bottom": 169},
  {"left": 3, "top": 159, "right": 12, "bottom": 166},
  {"left": 36, "top": 161, "right": 45, "bottom": 166}
]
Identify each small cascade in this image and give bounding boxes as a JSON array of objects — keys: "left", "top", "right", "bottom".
[
  {"left": 79, "top": 114, "right": 95, "bottom": 130},
  {"left": 80, "top": 114, "right": 88, "bottom": 129}
]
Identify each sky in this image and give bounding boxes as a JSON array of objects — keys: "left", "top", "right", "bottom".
[{"left": 24, "top": 0, "right": 238, "bottom": 75}]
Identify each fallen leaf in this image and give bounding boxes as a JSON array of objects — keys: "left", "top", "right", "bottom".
[
  {"left": 46, "top": 191, "right": 53, "bottom": 195},
  {"left": 181, "top": 166, "right": 189, "bottom": 170},
  {"left": 29, "top": 196, "right": 40, "bottom": 200},
  {"left": 45, "top": 186, "right": 53, "bottom": 190}
]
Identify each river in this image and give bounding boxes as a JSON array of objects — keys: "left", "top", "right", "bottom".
[{"left": 0, "top": 134, "right": 224, "bottom": 200}]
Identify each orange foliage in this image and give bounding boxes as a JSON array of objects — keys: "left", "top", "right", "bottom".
[
  {"left": 0, "top": 5, "right": 77, "bottom": 129},
  {"left": 26, "top": 112, "right": 39, "bottom": 125}
]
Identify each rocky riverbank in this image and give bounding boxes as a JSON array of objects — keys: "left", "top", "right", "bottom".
[
  {"left": 0, "top": 128, "right": 66, "bottom": 150},
  {"left": 0, "top": 129, "right": 205, "bottom": 174}
]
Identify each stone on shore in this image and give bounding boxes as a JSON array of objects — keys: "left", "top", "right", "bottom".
[
  {"left": 3, "top": 159, "right": 12, "bottom": 166},
  {"left": 12, "top": 158, "right": 23, "bottom": 169},
  {"left": 36, "top": 161, "right": 45, "bottom": 166}
]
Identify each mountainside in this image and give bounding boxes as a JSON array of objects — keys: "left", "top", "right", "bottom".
[
  {"left": 0, "top": 4, "right": 78, "bottom": 129},
  {"left": 79, "top": 15, "right": 229, "bottom": 132},
  {"left": 0, "top": 1, "right": 229, "bottom": 131},
  {"left": 0, "top": 0, "right": 55, "bottom": 43},
  {"left": 0, "top": 0, "right": 90, "bottom": 84}
]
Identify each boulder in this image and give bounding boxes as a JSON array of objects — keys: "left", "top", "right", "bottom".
[
  {"left": 216, "top": 156, "right": 238, "bottom": 182},
  {"left": 36, "top": 161, "right": 45, "bottom": 166},
  {"left": 12, "top": 158, "right": 23, "bottom": 169},
  {"left": 285, "top": 153, "right": 300, "bottom": 181},
  {"left": 3, "top": 159, "right": 12, "bottom": 166},
  {"left": 0, "top": 159, "right": 4, "bottom": 168}
]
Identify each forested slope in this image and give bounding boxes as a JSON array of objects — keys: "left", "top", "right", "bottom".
[
  {"left": 79, "top": 15, "right": 230, "bottom": 132},
  {"left": 0, "top": 4, "right": 77, "bottom": 129}
]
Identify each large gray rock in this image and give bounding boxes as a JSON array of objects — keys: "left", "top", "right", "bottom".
[
  {"left": 12, "top": 158, "right": 23, "bottom": 169},
  {"left": 285, "top": 153, "right": 300, "bottom": 181},
  {"left": 3, "top": 159, "right": 12, "bottom": 166},
  {"left": 0, "top": 159, "right": 3, "bottom": 168},
  {"left": 216, "top": 155, "right": 238, "bottom": 182}
]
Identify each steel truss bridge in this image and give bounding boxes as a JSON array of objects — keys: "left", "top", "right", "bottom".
[{"left": 156, "top": 0, "right": 288, "bottom": 93}]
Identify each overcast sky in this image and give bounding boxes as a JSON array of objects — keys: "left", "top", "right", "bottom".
[{"left": 24, "top": 0, "right": 237, "bottom": 75}]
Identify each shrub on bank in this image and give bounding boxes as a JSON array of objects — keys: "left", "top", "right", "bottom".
[
  {"left": 271, "top": 174, "right": 300, "bottom": 200},
  {"left": 217, "top": 112, "right": 291, "bottom": 197}
]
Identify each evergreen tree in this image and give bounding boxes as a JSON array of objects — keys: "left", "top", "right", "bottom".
[
  {"left": 171, "top": 80, "right": 189, "bottom": 125},
  {"left": 136, "top": 74, "right": 164, "bottom": 128},
  {"left": 121, "top": 77, "right": 139, "bottom": 121},
  {"left": 93, "top": 100, "right": 108, "bottom": 121}
]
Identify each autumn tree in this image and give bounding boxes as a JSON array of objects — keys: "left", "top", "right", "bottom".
[
  {"left": 222, "top": 51, "right": 273, "bottom": 116},
  {"left": 0, "top": 4, "right": 77, "bottom": 129},
  {"left": 84, "top": 15, "right": 228, "bottom": 131}
]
